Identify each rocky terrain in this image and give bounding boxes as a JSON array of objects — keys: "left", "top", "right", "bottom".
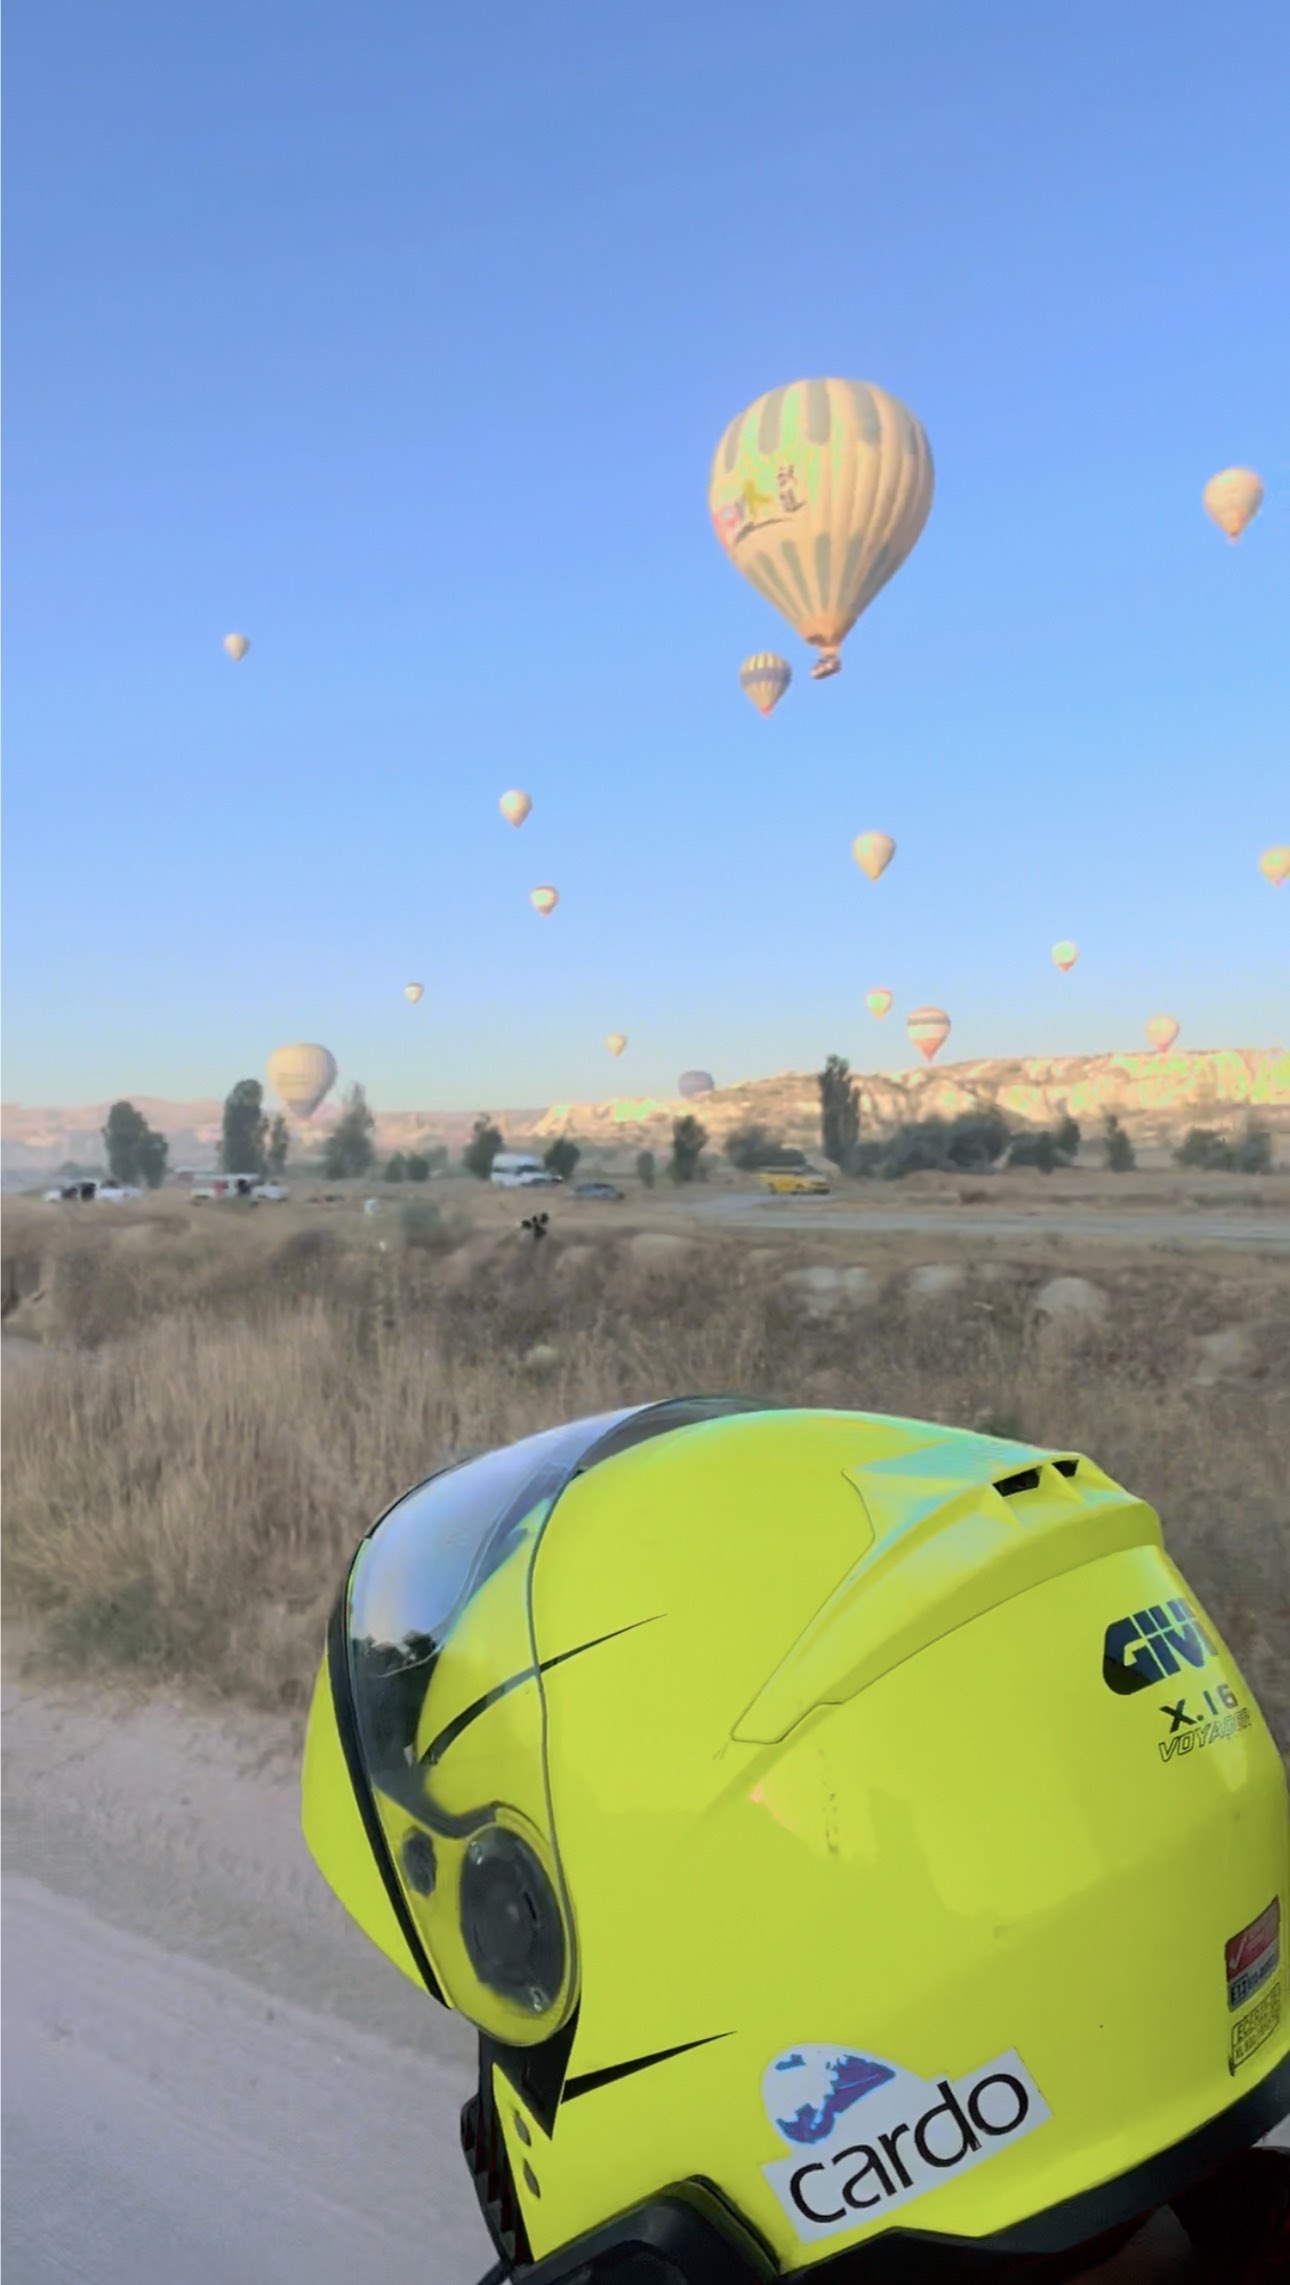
[{"left": 3, "top": 1048, "right": 1286, "bottom": 1184}]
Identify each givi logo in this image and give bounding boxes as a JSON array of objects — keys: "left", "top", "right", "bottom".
[{"left": 761, "top": 2043, "right": 1050, "bottom": 2245}]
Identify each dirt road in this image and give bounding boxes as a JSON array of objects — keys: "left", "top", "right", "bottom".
[
  {"left": 1, "top": 1656, "right": 1285, "bottom": 2285},
  {"left": 686, "top": 1192, "right": 1290, "bottom": 1252}
]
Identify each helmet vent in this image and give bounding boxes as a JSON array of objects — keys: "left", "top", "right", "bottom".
[
  {"left": 1054, "top": 1457, "right": 1079, "bottom": 1477},
  {"left": 994, "top": 1466, "right": 1042, "bottom": 1497}
]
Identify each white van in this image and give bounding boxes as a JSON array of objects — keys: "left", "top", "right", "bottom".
[{"left": 490, "top": 1152, "right": 546, "bottom": 1189}]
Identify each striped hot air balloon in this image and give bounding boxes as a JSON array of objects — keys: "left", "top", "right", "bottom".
[
  {"left": 739, "top": 653, "right": 792, "bottom": 717},
  {"left": 1146, "top": 1014, "right": 1180, "bottom": 1053},
  {"left": 865, "top": 988, "right": 893, "bottom": 1018},
  {"left": 1052, "top": 941, "right": 1079, "bottom": 973},
  {"left": 500, "top": 790, "right": 532, "bottom": 827},
  {"left": 710, "top": 379, "right": 934, "bottom": 680},
  {"left": 531, "top": 886, "right": 559, "bottom": 916},
  {"left": 853, "top": 831, "right": 896, "bottom": 883},
  {"left": 404, "top": 983, "right": 424, "bottom": 1004},
  {"left": 1258, "top": 845, "right": 1290, "bottom": 888},
  {"left": 907, "top": 1007, "right": 950, "bottom": 1063}
]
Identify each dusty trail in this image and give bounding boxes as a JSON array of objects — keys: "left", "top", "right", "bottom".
[{"left": 684, "top": 1193, "right": 1290, "bottom": 1251}]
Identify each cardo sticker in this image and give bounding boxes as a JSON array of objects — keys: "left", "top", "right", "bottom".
[{"left": 761, "top": 2043, "right": 1050, "bottom": 2245}]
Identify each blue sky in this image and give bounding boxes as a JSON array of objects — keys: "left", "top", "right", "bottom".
[{"left": 4, "top": 0, "right": 1286, "bottom": 1114}]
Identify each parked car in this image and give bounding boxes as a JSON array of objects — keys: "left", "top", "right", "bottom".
[
  {"left": 191, "top": 1175, "right": 289, "bottom": 1203},
  {"left": 515, "top": 1169, "right": 564, "bottom": 1188},
  {"left": 759, "top": 1167, "right": 832, "bottom": 1195},
  {"left": 573, "top": 1181, "right": 625, "bottom": 1201},
  {"left": 44, "top": 1179, "right": 141, "bottom": 1203}
]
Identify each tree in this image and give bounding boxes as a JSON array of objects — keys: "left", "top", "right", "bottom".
[
  {"left": 1232, "top": 1126, "right": 1273, "bottom": 1174},
  {"left": 1175, "top": 1127, "right": 1233, "bottom": 1171},
  {"left": 1008, "top": 1129, "right": 1058, "bottom": 1173},
  {"left": 267, "top": 1115, "right": 290, "bottom": 1175},
  {"left": 463, "top": 1116, "right": 504, "bottom": 1179},
  {"left": 945, "top": 1109, "right": 1012, "bottom": 1169},
  {"left": 1053, "top": 1115, "right": 1080, "bottom": 1160},
  {"left": 726, "top": 1124, "right": 797, "bottom": 1170},
  {"left": 544, "top": 1136, "right": 582, "bottom": 1181},
  {"left": 101, "top": 1100, "right": 168, "bottom": 1187},
  {"left": 405, "top": 1152, "right": 431, "bottom": 1181},
  {"left": 221, "top": 1080, "right": 269, "bottom": 1176},
  {"left": 1103, "top": 1114, "right": 1136, "bottom": 1173},
  {"left": 668, "top": 1114, "right": 708, "bottom": 1183},
  {"left": 385, "top": 1152, "right": 409, "bottom": 1182},
  {"left": 817, "top": 1055, "right": 861, "bottom": 1174},
  {"left": 636, "top": 1149, "right": 656, "bottom": 1189},
  {"left": 136, "top": 1128, "right": 170, "bottom": 1189},
  {"left": 322, "top": 1084, "right": 377, "bottom": 1179}
]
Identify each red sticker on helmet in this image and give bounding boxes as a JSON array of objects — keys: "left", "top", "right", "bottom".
[{"left": 1226, "top": 1899, "right": 1280, "bottom": 2014}]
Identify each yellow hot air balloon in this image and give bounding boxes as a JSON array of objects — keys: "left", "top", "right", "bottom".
[
  {"left": 1052, "top": 940, "right": 1079, "bottom": 973},
  {"left": 531, "top": 886, "right": 559, "bottom": 916},
  {"left": 1146, "top": 1014, "right": 1180, "bottom": 1053},
  {"left": 500, "top": 790, "right": 532, "bottom": 827},
  {"left": 404, "top": 983, "right": 424, "bottom": 1004},
  {"left": 709, "top": 379, "right": 934, "bottom": 679},
  {"left": 1202, "top": 469, "right": 1264, "bottom": 542},
  {"left": 852, "top": 831, "right": 896, "bottom": 883},
  {"left": 739, "top": 653, "right": 792, "bottom": 717},
  {"left": 865, "top": 988, "right": 893, "bottom": 1019},
  {"left": 605, "top": 1033, "right": 627, "bottom": 1057},
  {"left": 223, "top": 633, "right": 250, "bottom": 662},
  {"left": 267, "top": 1043, "right": 338, "bottom": 1119},
  {"left": 1258, "top": 845, "right": 1290, "bottom": 888},
  {"left": 907, "top": 1007, "right": 950, "bottom": 1063}
]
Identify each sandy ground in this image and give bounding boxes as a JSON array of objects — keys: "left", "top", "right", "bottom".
[
  {"left": 683, "top": 1192, "right": 1290, "bottom": 1251},
  {"left": 2, "top": 1633, "right": 1286, "bottom": 2285}
]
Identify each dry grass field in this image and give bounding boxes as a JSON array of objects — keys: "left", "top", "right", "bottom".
[{"left": 3, "top": 1172, "right": 1288, "bottom": 1746}]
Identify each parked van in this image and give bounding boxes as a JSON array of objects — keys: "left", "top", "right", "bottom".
[{"left": 490, "top": 1152, "right": 545, "bottom": 1188}]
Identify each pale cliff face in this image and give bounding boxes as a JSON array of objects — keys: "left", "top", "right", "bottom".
[{"left": 3, "top": 1049, "right": 1286, "bottom": 1178}]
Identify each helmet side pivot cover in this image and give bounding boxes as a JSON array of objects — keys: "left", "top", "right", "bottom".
[{"left": 301, "top": 1399, "right": 1290, "bottom": 2282}]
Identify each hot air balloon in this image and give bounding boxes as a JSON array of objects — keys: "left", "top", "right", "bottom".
[
  {"left": 678, "top": 1070, "right": 715, "bottom": 1099},
  {"left": 1052, "top": 941, "right": 1079, "bottom": 973},
  {"left": 223, "top": 633, "right": 250, "bottom": 662},
  {"left": 605, "top": 1033, "right": 627, "bottom": 1058},
  {"left": 1202, "top": 469, "right": 1264, "bottom": 542},
  {"left": 531, "top": 886, "right": 559, "bottom": 916},
  {"left": 709, "top": 379, "right": 934, "bottom": 679},
  {"left": 404, "top": 983, "right": 424, "bottom": 1004},
  {"left": 500, "top": 790, "right": 532, "bottom": 828},
  {"left": 739, "top": 654, "right": 792, "bottom": 717},
  {"left": 1146, "top": 1014, "right": 1180, "bottom": 1053},
  {"left": 853, "top": 831, "right": 896, "bottom": 883},
  {"left": 865, "top": 988, "right": 894, "bottom": 1019},
  {"left": 267, "top": 1043, "right": 338, "bottom": 1119},
  {"left": 907, "top": 1008, "right": 950, "bottom": 1064},
  {"left": 1259, "top": 845, "right": 1290, "bottom": 888}
]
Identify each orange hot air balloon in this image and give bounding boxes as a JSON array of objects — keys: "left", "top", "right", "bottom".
[
  {"left": 1202, "top": 469, "right": 1264, "bottom": 542},
  {"left": 531, "top": 886, "right": 559, "bottom": 916},
  {"left": 605, "top": 1033, "right": 627, "bottom": 1057},
  {"left": 852, "top": 831, "right": 896, "bottom": 883},
  {"left": 865, "top": 988, "right": 893, "bottom": 1018},
  {"left": 1052, "top": 940, "right": 1079, "bottom": 973},
  {"left": 907, "top": 1006, "right": 950, "bottom": 1063},
  {"left": 223, "top": 633, "right": 250, "bottom": 662},
  {"left": 1146, "top": 1014, "right": 1180, "bottom": 1053},
  {"left": 1258, "top": 845, "right": 1290, "bottom": 888},
  {"left": 500, "top": 790, "right": 533, "bottom": 827}
]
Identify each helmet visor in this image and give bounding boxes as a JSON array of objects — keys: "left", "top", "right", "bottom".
[{"left": 339, "top": 1407, "right": 637, "bottom": 2044}]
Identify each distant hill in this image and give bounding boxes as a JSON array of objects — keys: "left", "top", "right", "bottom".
[{"left": 3, "top": 1049, "right": 1286, "bottom": 1186}]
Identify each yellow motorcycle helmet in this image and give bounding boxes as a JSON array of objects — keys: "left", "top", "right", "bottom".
[{"left": 301, "top": 1398, "right": 1290, "bottom": 2283}]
